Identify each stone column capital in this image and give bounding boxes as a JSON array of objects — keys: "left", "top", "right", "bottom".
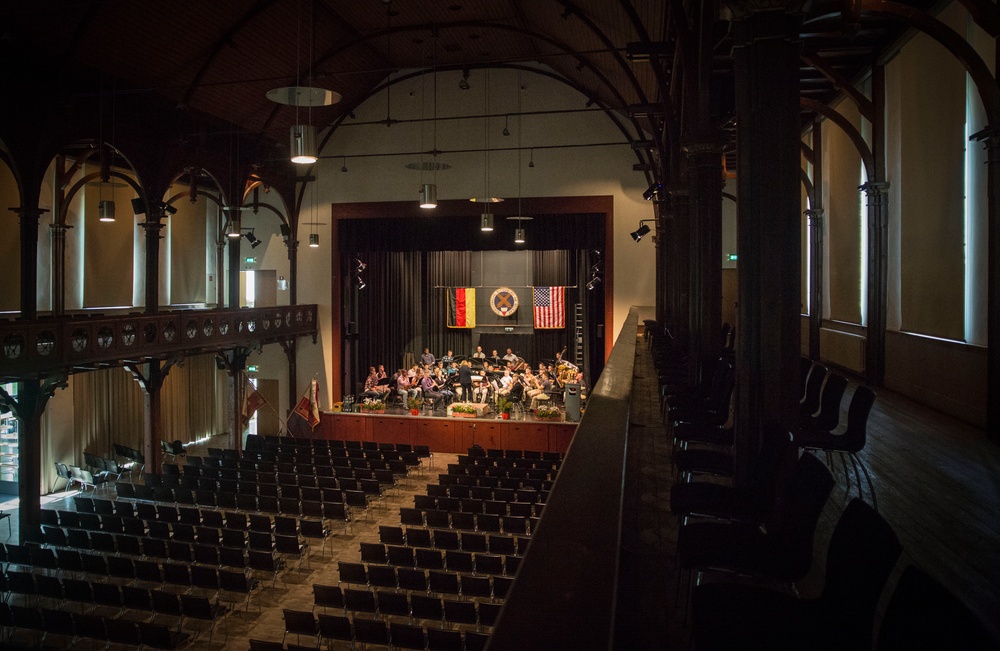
[
  {"left": 859, "top": 181, "right": 890, "bottom": 196},
  {"left": 9, "top": 206, "right": 49, "bottom": 221}
]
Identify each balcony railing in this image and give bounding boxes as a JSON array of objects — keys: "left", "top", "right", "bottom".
[{"left": 0, "top": 305, "right": 318, "bottom": 381}]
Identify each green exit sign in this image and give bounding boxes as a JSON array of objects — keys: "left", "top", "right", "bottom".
[
  {"left": 728, "top": 254, "right": 738, "bottom": 261},
  {"left": 247, "top": 365, "right": 259, "bottom": 373},
  {"left": 245, "top": 257, "right": 256, "bottom": 264},
  {"left": 504, "top": 327, "right": 514, "bottom": 332}
]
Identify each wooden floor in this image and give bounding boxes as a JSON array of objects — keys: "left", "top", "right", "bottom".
[{"left": 2, "top": 342, "right": 999, "bottom": 649}]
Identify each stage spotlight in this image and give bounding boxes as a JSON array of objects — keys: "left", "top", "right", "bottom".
[
  {"left": 642, "top": 182, "right": 663, "bottom": 201},
  {"left": 631, "top": 223, "right": 651, "bottom": 242},
  {"left": 162, "top": 202, "right": 178, "bottom": 215},
  {"left": 586, "top": 277, "right": 601, "bottom": 290},
  {"left": 244, "top": 231, "right": 262, "bottom": 249},
  {"left": 356, "top": 258, "right": 367, "bottom": 272},
  {"left": 354, "top": 274, "right": 366, "bottom": 290},
  {"left": 458, "top": 69, "right": 471, "bottom": 90}
]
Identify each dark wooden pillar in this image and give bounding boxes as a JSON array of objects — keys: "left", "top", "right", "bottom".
[
  {"left": 16, "top": 380, "right": 41, "bottom": 542},
  {"left": 807, "top": 120, "right": 824, "bottom": 361},
  {"left": 128, "top": 360, "right": 176, "bottom": 474},
  {"left": 140, "top": 218, "right": 165, "bottom": 314},
  {"left": 49, "top": 224, "right": 71, "bottom": 317},
  {"left": 228, "top": 228, "right": 242, "bottom": 309},
  {"left": 287, "top": 237, "right": 299, "bottom": 306},
  {"left": 685, "top": 141, "right": 725, "bottom": 375},
  {"left": 862, "top": 181, "right": 890, "bottom": 386},
  {"left": 731, "top": 7, "right": 803, "bottom": 488},
  {"left": 655, "top": 206, "right": 668, "bottom": 327},
  {"left": 12, "top": 206, "right": 46, "bottom": 319},
  {"left": 978, "top": 128, "right": 1000, "bottom": 438},
  {"left": 667, "top": 190, "right": 691, "bottom": 345}
]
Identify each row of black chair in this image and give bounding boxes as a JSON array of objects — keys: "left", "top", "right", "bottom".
[
  {"left": 0, "top": 604, "right": 189, "bottom": 650},
  {"left": 151, "top": 469, "right": 397, "bottom": 499},
  {"left": 455, "top": 455, "right": 561, "bottom": 471},
  {"left": 3, "top": 570, "right": 231, "bottom": 640},
  {"left": 314, "top": 585, "right": 502, "bottom": 629},
  {"left": 181, "top": 451, "right": 416, "bottom": 473},
  {"left": 446, "top": 464, "right": 556, "bottom": 482},
  {"left": 378, "top": 525, "right": 528, "bottom": 557},
  {"left": 401, "top": 507, "right": 538, "bottom": 535},
  {"left": 426, "top": 482, "right": 548, "bottom": 504},
  {"left": 345, "top": 544, "right": 519, "bottom": 578},
  {"left": 437, "top": 473, "right": 552, "bottom": 492},
  {"left": 336, "top": 560, "right": 515, "bottom": 600},
  {"left": 417, "top": 491, "right": 546, "bottom": 511},
  {"left": 247, "top": 434, "right": 432, "bottom": 457},
  {"left": 276, "top": 609, "right": 488, "bottom": 651}
]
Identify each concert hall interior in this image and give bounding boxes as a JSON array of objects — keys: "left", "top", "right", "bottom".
[{"left": 1, "top": 1, "right": 1000, "bottom": 649}]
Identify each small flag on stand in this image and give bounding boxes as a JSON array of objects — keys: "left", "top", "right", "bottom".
[
  {"left": 242, "top": 389, "right": 267, "bottom": 425},
  {"left": 532, "top": 286, "right": 565, "bottom": 329},
  {"left": 293, "top": 379, "right": 321, "bottom": 429},
  {"left": 448, "top": 287, "right": 476, "bottom": 328}
]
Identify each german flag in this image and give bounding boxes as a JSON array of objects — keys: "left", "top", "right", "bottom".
[{"left": 447, "top": 287, "right": 476, "bottom": 328}]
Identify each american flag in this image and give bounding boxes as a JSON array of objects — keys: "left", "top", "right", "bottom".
[{"left": 533, "top": 286, "right": 565, "bottom": 329}]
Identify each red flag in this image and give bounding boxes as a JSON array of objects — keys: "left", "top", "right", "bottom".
[
  {"left": 533, "top": 286, "right": 565, "bottom": 329},
  {"left": 293, "top": 380, "right": 321, "bottom": 429},
  {"left": 243, "top": 390, "right": 267, "bottom": 420}
]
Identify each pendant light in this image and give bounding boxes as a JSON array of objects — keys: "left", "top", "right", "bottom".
[
  {"left": 471, "top": 68, "right": 503, "bottom": 204},
  {"left": 508, "top": 70, "right": 529, "bottom": 245},
  {"left": 480, "top": 212, "right": 494, "bottom": 231}
]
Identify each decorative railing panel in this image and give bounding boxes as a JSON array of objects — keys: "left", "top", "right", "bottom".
[{"left": 0, "top": 305, "right": 317, "bottom": 381}]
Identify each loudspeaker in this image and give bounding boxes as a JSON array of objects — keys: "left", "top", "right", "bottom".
[
  {"left": 131, "top": 198, "right": 147, "bottom": 215},
  {"left": 280, "top": 224, "right": 291, "bottom": 238}
]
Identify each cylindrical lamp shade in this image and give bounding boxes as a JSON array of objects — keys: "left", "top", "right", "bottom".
[
  {"left": 480, "top": 213, "right": 494, "bottom": 231},
  {"left": 226, "top": 220, "right": 241, "bottom": 238},
  {"left": 290, "top": 124, "right": 318, "bottom": 164},
  {"left": 309, "top": 233, "right": 320, "bottom": 247},
  {"left": 514, "top": 227, "right": 526, "bottom": 244},
  {"left": 419, "top": 183, "right": 438, "bottom": 209},
  {"left": 98, "top": 200, "right": 116, "bottom": 222}
]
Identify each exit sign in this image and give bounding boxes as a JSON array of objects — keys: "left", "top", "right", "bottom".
[
  {"left": 504, "top": 326, "right": 514, "bottom": 332},
  {"left": 728, "top": 254, "right": 738, "bottom": 261},
  {"left": 247, "top": 365, "right": 259, "bottom": 373},
  {"left": 245, "top": 257, "right": 256, "bottom": 264}
]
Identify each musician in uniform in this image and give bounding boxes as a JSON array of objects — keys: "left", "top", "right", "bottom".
[
  {"left": 421, "top": 348, "right": 436, "bottom": 366},
  {"left": 502, "top": 348, "right": 518, "bottom": 365},
  {"left": 441, "top": 349, "right": 454, "bottom": 365},
  {"left": 472, "top": 346, "right": 486, "bottom": 360}
]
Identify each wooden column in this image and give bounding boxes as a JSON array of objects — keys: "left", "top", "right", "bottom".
[
  {"left": 16, "top": 380, "right": 41, "bottom": 542},
  {"left": 977, "top": 128, "right": 1000, "bottom": 438},
  {"left": 655, "top": 206, "right": 668, "bottom": 327},
  {"left": 685, "top": 141, "right": 725, "bottom": 374},
  {"left": 128, "top": 360, "right": 176, "bottom": 474},
  {"left": 140, "top": 218, "right": 165, "bottom": 315},
  {"left": 808, "top": 119, "right": 824, "bottom": 361},
  {"left": 49, "top": 224, "right": 71, "bottom": 317},
  {"left": 862, "top": 181, "right": 890, "bottom": 386},
  {"left": 228, "top": 228, "right": 242, "bottom": 309},
  {"left": 11, "top": 206, "right": 46, "bottom": 320},
  {"left": 286, "top": 237, "right": 299, "bottom": 307},
  {"left": 667, "top": 190, "right": 691, "bottom": 346},
  {"left": 731, "top": 7, "right": 804, "bottom": 488}
]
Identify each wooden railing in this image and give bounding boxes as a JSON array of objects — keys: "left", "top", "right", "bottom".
[
  {"left": 488, "top": 307, "right": 638, "bottom": 650},
  {"left": 0, "top": 305, "right": 318, "bottom": 381}
]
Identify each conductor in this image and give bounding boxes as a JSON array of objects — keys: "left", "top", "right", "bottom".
[{"left": 457, "top": 361, "right": 474, "bottom": 401}]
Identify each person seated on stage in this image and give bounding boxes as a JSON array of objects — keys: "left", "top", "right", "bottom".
[
  {"left": 472, "top": 378, "right": 490, "bottom": 403},
  {"left": 565, "top": 371, "right": 587, "bottom": 400},
  {"left": 502, "top": 348, "right": 518, "bottom": 365},
  {"left": 489, "top": 349, "right": 502, "bottom": 366},
  {"left": 433, "top": 368, "right": 455, "bottom": 404},
  {"left": 420, "top": 371, "right": 443, "bottom": 409},
  {"left": 394, "top": 369, "right": 410, "bottom": 406},
  {"left": 537, "top": 362, "right": 547, "bottom": 374},
  {"left": 441, "top": 349, "right": 454, "bottom": 365},
  {"left": 495, "top": 368, "right": 514, "bottom": 395},
  {"left": 555, "top": 351, "right": 578, "bottom": 371},
  {"left": 420, "top": 348, "right": 436, "bottom": 366},
  {"left": 529, "top": 371, "right": 555, "bottom": 411},
  {"left": 376, "top": 365, "right": 388, "bottom": 381},
  {"left": 363, "top": 366, "right": 387, "bottom": 399},
  {"left": 447, "top": 361, "right": 459, "bottom": 377},
  {"left": 408, "top": 369, "right": 423, "bottom": 399},
  {"left": 472, "top": 345, "right": 486, "bottom": 360}
]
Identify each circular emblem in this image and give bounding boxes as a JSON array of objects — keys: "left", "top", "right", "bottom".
[{"left": 490, "top": 287, "right": 519, "bottom": 317}]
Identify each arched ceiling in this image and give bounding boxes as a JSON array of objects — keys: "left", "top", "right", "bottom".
[{"left": 3, "top": 0, "right": 939, "bottom": 174}]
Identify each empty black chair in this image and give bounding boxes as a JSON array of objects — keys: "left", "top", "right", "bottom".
[
  {"left": 416, "top": 547, "right": 445, "bottom": 571},
  {"left": 313, "top": 583, "right": 345, "bottom": 613},
  {"left": 338, "top": 561, "right": 368, "bottom": 586},
  {"left": 282, "top": 608, "right": 319, "bottom": 647},
  {"left": 355, "top": 617, "right": 389, "bottom": 646},
  {"left": 406, "top": 527, "right": 433, "bottom": 548},
  {"left": 445, "top": 550, "right": 474, "bottom": 573},
  {"left": 368, "top": 564, "right": 398, "bottom": 589},
  {"left": 390, "top": 622, "right": 427, "bottom": 650},
  {"left": 397, "top": 567, "right": 428, "bottom": 592},
  {"left": 360, "top": 541, "right": 388, "bottom": 564},
  {"left": 180, "top": 593, "right": 228, "bottom": 645},
  {"left": 427, "top": 627, "right": 463, "bottom": 651},
  {"left": 376, "top": 589, "right": 410, "bottom": 617},
  {"left": 318, "top": 613, "right": 353, "bottom": 646},
  {"left": 429, "top": 570, "right": 461, "bottom": 596},
  {"left": 138, "top": 621, "right": 191, "bottom": 650},
  {"left": 411, "top": 593, "right": 443, "bottom": 621},
  {"left": 692, "top": 499, "right": 902, "bottom": 651},
  {"left": 344, "top": 587, "right": 378, "bottom": 615}
]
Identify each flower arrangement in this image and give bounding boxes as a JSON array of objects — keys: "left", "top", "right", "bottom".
[
  {"left": 360, "top": 397, "right": 386, "bottom": 413},
  {"left": 452, "top": 403, "right": 477, "bottom": 414},
  {"left": 407, "top": 396, "right": 424, "bottom": 410},
  {"left": 535, "top": 405, "right": 562, "bottom": 420},
  {"left": 495, "top": 396, "right": 513, "bottom": 419}
]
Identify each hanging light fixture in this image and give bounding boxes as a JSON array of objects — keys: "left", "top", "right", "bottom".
[
  {"left": 268, "top": 0, "right": 341, "bottom": 164},
  {"left": 420, "top": 182, "right": 437, "bottom": 209},
  {"left": 514, "top": 226, "right": 526, "bottom": 244},
  {"left": 226, "top": 220, "right": 241, "bottom": 238},
  {"left": 309, "top": 233, "right": 320, "bottom": 247},
  {"left": 480, "top": 212, "right": 494, "bottom": 231},
  {"left": 99, "top": 199, "right": 116, "bottom": 222},
  {"left": 509, "top": 70, "right": 529, "bottom": 245}
]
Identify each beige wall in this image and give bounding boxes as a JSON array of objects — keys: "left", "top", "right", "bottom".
[{"left": 0, "top": 161, "right": 20, "bottom": 312}]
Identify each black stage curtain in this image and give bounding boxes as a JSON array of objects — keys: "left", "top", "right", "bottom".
[{"left": 341, "top": 213, "right": 605, "bottom": 395}]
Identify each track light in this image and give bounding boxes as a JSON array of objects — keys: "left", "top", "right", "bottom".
[
  {"left": 502, "top": 115, "right": 510, "bottom": 137},
  {"left": 419, "top": 183, "right": 438, "bottom": 209},
  {"left": 354, "top": 274, "right": 366, "bottom": 289},
  {"left": 631, "top": 223, "right": 651, "bottom": 242},
  {"left": 309, "top": 233, "right": 319, "bottom": 247},
  {"left": 586, "top": 277, "right": 601, "bottom": 290},
  {"left": 355, "top": 258, "right": 367, "bottom": 272},
  {"left": 458, "top": 69, "right": 471, "bottom": 90},
  {"left": 480, "top": 213, "right": 494, "bottom": 232},
  {"left": 643, "top": 182, "right": 663, "bottom": 201}
]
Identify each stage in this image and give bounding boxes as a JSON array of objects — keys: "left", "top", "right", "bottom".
[{"left": 318, "top": 407, "right": 578, "bottom": 454}]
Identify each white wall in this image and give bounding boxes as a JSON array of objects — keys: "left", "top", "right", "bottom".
[{"left": 292, "top": 66, "right": 657, "bottom": 405}]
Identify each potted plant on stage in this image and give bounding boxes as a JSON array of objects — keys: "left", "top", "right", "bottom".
[
  {"left": 535, "top": 405, "right": 562, "bottom": 421},
  {"left": 407, "top": 396, "right": 424, "bottom": 415},
  {"left": 360, "top": 397, "right": 386, "bottom": 414},
  {"left": 451, "top": 403, "right": 477, "bottom": 418},
  {"left": 496, "top": 396, "right": 513, "bottom": 420}
]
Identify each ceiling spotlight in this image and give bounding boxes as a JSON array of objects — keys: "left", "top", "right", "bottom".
[
  {"left": 631, "top": 223, "right": 651, "bottom": 242},
  {"left": 502, "top": 115, "right": 510, "bottom": 137},
  {"left": 354, "top": 274, "right": 366, "bottom": 290},
  {"left": 162, "top": 203, "right": 178, "bottom": 215},
  {"left": 290, "top": 124, "right": 318, "bottom": 164},
  {"left": 458, "top": 69, "right": 471, "bottom": 90},
  {"left": 586, "top": 277, "right": 601, "bottom": 290},
  {"left": 643, "top": 182, "right": 663, "bottom": 201},
  {"left": 514, "top": 227, "right": 525, "bottom": 244},
  {"left": 480, "top": 213, "right": 494, "bottom": 232},
  {"left": 309, "top": 233, "right": 319, "bottom": 247},
  {"left": 226, "top": 221, "right": 241, "bottom": 238},
  {"left": 341, "top": 156, "right": 348, "bottom": 173},
  {"left": 419, "top": 183, "right": 438, "bottom": 209},
  {"left": 356, "top": 259, "right": 367, "bottom": 272},
  {"left": 244, "top": 231, "right": 262, "bottom": 249}
]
